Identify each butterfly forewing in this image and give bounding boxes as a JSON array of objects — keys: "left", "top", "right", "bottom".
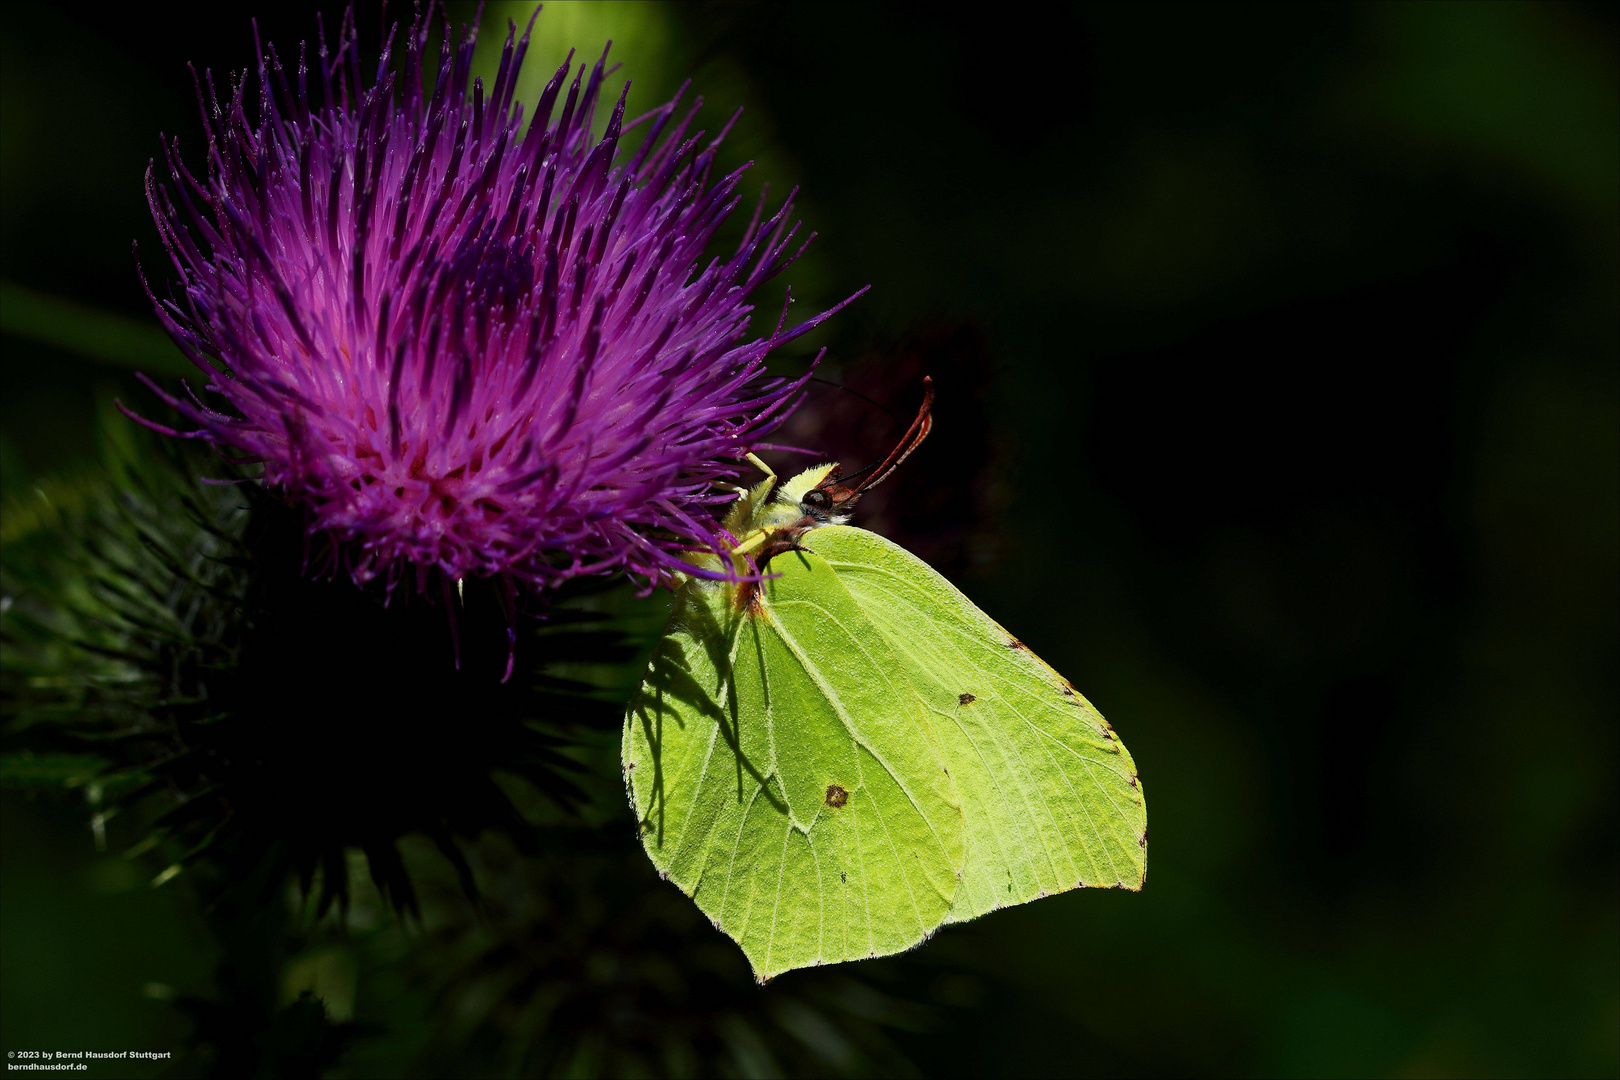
[
  {"left": 624, "top": 554, "right": 963, "bottom": 981},
  {"left": 807, "top": 526, "right": 1147, "bottom": 923}
]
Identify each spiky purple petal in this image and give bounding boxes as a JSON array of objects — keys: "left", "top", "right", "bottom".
[{"left": 141, "top": 9, "right": 858, "bottom": 592}]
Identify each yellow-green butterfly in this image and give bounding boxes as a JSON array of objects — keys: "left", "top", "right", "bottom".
[{"left": 623, "top": 380, "right": 1145, "bottom": 981}]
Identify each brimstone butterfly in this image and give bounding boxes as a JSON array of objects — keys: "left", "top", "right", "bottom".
[{"left": 622, "top": 380, "right": 1146, "bottom": 981}]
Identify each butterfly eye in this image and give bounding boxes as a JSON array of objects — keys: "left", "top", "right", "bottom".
[{"left": 804, "top": 489, "right": 832, "bottom": 511}]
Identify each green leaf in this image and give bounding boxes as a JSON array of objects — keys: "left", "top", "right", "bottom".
[{"left": 624, "top": 508, "right": 1146, "bottom": 980}]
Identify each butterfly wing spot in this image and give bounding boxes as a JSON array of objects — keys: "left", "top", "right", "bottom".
[
  {"left": 840, "top": 872, "right": 847, "bottom": 884},
  {"left": 1128, "top": 774, "right": 1139, "bottom": 788},
  {"left": 824, "top": 784, "right": 849, "bottom": 809},
  {"left": 959, "top": 692, "right": 977, "bottom": 705},
  {"left": 1008, "top": 638, "right": 1026, "bottom": 650},
  {"left": 1138, "top": 831, "right": 1148, "bottom": 848}
]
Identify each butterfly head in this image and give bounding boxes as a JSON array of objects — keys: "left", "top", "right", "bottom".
[
  {"left": 721, "top": 377, "right": 936, "bottom": 585},
  {"left": 775, "top": 463, "right": 856, "bottom": 526}
]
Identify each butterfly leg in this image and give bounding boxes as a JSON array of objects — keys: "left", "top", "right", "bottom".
[
  {"left": 745, "top": 452, "right": 778, "bottom": 486},
  {"left": 723, "top": 453, "right": 786, "bottom": 556}
]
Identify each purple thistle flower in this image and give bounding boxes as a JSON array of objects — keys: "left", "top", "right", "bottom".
[{"left": 136, "top": 8, "right": 857, "bottom": 595}]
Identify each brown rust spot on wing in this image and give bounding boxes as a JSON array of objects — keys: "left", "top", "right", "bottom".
[
  {"left": 824, "top": 784, "right": 849, "bottom": 809},
  {"left": 959, "top": 692, "right": 976, "bottom": 705}
]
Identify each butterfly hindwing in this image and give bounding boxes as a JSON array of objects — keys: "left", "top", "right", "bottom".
[
  {"left": 804, "top": 525, "right": 1147, "bottom": 922},
  {"left": 624, "top": 549, "right": 963, "bottom": 981}
]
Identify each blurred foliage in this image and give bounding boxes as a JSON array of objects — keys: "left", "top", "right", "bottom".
[
  {"left": 314, "top": 832, "right": 937, "bottom": 1079},
  {"left": 0, "top": 280, "right": 190, "bottom": 376},
  {"left": 1, "top": 2, "right": 1615, "bottom": 1078}
]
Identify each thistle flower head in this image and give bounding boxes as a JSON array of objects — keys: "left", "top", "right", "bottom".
[{"left": 139, "top": 8, "right": 853, "bottom": 592}]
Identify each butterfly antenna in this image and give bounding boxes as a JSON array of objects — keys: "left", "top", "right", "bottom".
[
  {"left": 808, "top": 376, "right": 903, "bottom": 428},
  {"left": 849, "top": 377, "right": 934, "bottom": 496}
]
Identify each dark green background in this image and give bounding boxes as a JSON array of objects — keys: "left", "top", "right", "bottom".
[{"left": 2, "top": 2, "right": 1615, "bottom": 1076}]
